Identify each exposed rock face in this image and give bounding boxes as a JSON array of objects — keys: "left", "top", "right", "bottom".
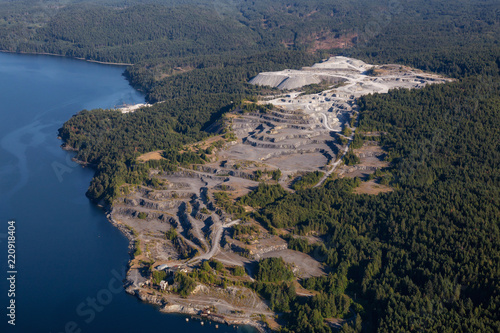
[
  {"left": 250, "top": 56, "right": 452, "bottom": 97},
  {"left": 251, "top": 244, "right": 288, "bottom": 260},
  {"left": 107, "top": 56, "right": 453, "bottom": 331},
  {"left": 224, "top": 56, "right": 452, "bottom": 174},
  {"left": 249, "top": 56, "right": 370, "bottom": 90},
  {"left": 135, "top": 289, "right": 164, "bottom": 305},
  {"left": 249, "top": 72, "right": 292, "bottom": 88},
  {"left": 122, "top": 197, "right": 182, "bottom": 210},
  {"left": 162, "top": 304, "right": 199, "bottom": 315},
  {"left": 222, "top": 105, "right": 340, "bottom": 173}
]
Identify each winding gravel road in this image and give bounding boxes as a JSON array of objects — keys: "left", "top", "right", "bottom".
[
  {"left": 187, "top": 219, "right": 240, "bottom": 265},
  {"left": 314, "top": 112, "right": 356, "bottom": 188},
  {"left": 320, "top": 112, "right": 336, "bottom": 131}
]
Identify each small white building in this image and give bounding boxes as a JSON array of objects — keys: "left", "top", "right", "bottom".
[
  {"left": 156, "top": 264, "right": 169, "bottom": 270},
  {"left": 159, "top": 280, "right": 168, "bottom": 291}
]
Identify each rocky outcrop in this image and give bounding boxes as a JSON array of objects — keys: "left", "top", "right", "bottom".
[
  {"left": 251, "top": 244, "right": 288, "bottom": 260},
  {"left": 260, "top": 147, "right": 334, "bottom": 161},
  {"left": 122, "top": 197, "right": 181, "bottom": 210},
  {"left": 162, "top": 304, "right": 199, "bottom": 315},
  {"left": 113, "top": 207, "right": 173, "bottom": 222},
  {"left": 146, "top": 191, "right": 195, "bottom": 200},
  {"left": 249, "top": 57, "right": 368, "bottom": 90},
  {"left": 136, "top": 289, "right": 164, "bottom": 306}
]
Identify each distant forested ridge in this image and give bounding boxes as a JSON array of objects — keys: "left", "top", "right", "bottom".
[
  {"left": 0, "top": 0, "right": 369, "bottom": 63},
  {"left": 3, "top": 3, "right": 262, "bottom": 63},
  {"left": 1, "top": 0, "right": 498, "bottom": 76},
  {"left": 3, "top": 0, "right": 500, "bottom": 331}
]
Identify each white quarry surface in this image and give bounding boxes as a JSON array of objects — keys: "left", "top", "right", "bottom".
[
  {"left": 225, "top": 56, "right": 454, "bottom": 173},
  {"left": 118, "top": 103, "right": 152, "bottom": 113},
  {"left": 249, "top": 56, "right": 451, "bottom": 95},
  {"left": 250, "top": 56, "right": 452, "bottom": 123}
]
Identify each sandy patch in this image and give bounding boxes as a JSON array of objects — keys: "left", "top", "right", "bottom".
[
  {"left": 353, "top": 179, "right": 393, "bottom": 195},
  {"left": 137, "top": 150, "right": 165, "bottom": 162},
  {"left": 337, "top": 142, "right": 389, "bottom": 179},
  {"left": 183, "top": 135, "right": 225, "bottom": 152}
]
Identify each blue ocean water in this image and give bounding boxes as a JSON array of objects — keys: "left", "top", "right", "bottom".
[{"left": 0, "top": 52, "right": 254, "bottom": 333}]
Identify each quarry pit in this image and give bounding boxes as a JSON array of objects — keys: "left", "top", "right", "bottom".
[{"left": 109, "top": 56, "right": 452, "bottom": 328}]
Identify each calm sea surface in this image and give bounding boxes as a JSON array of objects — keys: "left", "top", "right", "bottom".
[{"left": 0, "top": 52, "right": 254, "bottom": 333}]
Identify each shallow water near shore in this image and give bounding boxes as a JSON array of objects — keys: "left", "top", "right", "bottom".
[{"left": 0, "top": 52, "right": 255, "bottom": 333}]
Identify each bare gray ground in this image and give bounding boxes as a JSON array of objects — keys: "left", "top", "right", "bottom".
[
  {"left": 259, "top": 249, "right": 325, "bottom": 278},
  {"left": 111, "top": 56, "right": 452, "bottom": 327},
  {"left": 265, "top": 152, "right": 328, "bottom": 172}
]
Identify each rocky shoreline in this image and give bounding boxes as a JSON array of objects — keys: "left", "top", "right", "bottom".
[
  {"left": 105, "top": 211, "right": 270, "bottom": 333},
  {"left": 132, "top": 287, "right": 269, "bottom": 333},
  {"left": 57, "top": 145, "right": 274, "bottom": 332}
]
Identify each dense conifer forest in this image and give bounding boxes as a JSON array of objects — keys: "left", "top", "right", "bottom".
[
  {"left": 254, "top": 77, "right": 500, "bottom": 332},
  {"left": 2, "top": 0, "right": 499, "bottom": 331}
]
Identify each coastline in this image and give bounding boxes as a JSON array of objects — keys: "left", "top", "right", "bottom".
[
  {"left": 50, "top": 49, "right": 271, "bottom": 331},
  {"left": 105, "top": 210, "right": 270, "bottom": 333},
  {"left": 60, "top": 144, "right": 97, "bottom": 167},
  {"left": 0, "top": 50, "right": 133, "bottom": 66}
]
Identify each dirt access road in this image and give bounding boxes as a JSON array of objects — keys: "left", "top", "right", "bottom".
[{"left": 187, "top": 219, "right": 241, "bottom": 265}]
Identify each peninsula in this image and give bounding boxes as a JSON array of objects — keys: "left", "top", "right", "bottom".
[{"left": 3, "top": 0, "right": 498, "bottom": 331}]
